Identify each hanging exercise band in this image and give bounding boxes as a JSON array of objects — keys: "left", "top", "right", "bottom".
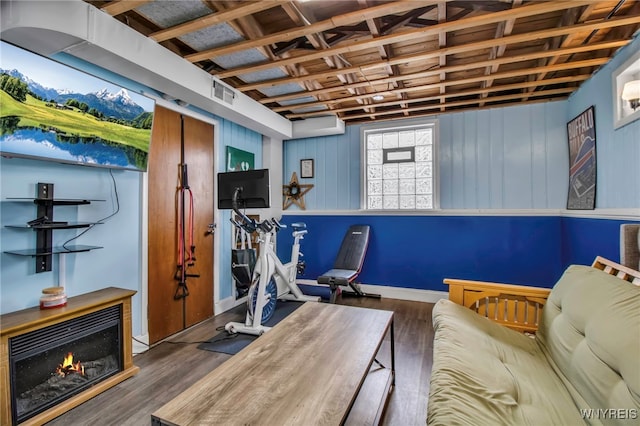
[{"left": 175, "top": 115, "right": 199, "bottom": 301}]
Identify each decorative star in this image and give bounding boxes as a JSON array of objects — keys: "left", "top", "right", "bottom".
[{"left": 283, "top": 172, "right": 314, "bottom": 210}]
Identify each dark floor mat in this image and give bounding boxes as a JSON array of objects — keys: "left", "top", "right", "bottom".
[{"left": 197, "top": 300, "right": 304, "bottom": 355}]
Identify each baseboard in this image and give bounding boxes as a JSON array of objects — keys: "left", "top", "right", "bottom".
[
  {"left": 132, "top": 334, "right": 149, "bottom": 355},
  {"left": 359, "top": 283, "right": 448, "bottom": 303},
  {"left": 215, "top": 295, "right": 248, "bottom": 315},
  {"left": 298, "top": 280, "right": 447, "bottom": 304},
  {"left": 215, "top": 283, "right": 447, "bottom": 314}
]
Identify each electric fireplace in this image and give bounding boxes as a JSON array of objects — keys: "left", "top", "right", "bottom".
[
  {"left": 1, "top": 288, "right": 139, "bottom": 425},
  {"left": 10, "top": 306, "right": 122, "bottom": 423}
]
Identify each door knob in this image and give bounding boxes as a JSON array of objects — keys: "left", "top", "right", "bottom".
[{"left": 206, "top": 223, "right": 216, "bottom": 235}]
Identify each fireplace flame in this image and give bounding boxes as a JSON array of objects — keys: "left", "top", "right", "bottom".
[{"left": 56, "top": 352, "right": 85, "bottom": 377}]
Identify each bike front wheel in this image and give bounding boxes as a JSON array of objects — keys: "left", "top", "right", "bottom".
[{"left": 247, "top": 273, "right": 278, "bottom": 323}]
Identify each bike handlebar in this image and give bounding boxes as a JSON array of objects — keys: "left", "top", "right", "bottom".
[
  {"left": 231, "top": 187, "right": 257, "bottom": 234},
  {"left": 271, "top": 218, "right": 286, "bottom": 231},
  {"left": 231, "top": 187, "right": 292, "bottom": 236}
]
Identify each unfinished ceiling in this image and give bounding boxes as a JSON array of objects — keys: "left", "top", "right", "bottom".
[{"left": 84, "top": 0, "right": 640, "bottom": 125}]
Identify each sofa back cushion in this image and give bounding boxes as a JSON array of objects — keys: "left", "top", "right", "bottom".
[{"left": 537, "top": 265, "right": 640, "bottom": 417}]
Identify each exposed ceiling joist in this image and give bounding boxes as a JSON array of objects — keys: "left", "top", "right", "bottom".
[
  {"left": 83, "top": 0, "right": 640, "bottom": 125},
  {"left": 215, "top": 1, "right": 595, "bottom": 79}
]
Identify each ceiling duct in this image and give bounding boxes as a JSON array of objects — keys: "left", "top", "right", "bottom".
[{"left": 290, "top": 115, "right": 345, "bottom": 139}]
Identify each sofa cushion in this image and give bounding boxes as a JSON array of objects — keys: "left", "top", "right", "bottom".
[
  {"left": 537, "top": 265, "right": 640, "bottom": 423},
  {"left": 428, "top": 299, "right": 586, "bottom": 425}
]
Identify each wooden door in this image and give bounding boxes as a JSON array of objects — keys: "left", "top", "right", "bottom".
[
  {"left": 148, "top": 106, "right": 215, "bottom": 344},
  {"left": 182, "top": 115, "right": 215, "bottom": 328}
]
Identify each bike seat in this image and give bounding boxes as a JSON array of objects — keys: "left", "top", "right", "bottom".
[{"left": 291, "top": 222, "right": 306, "bottom": 231}]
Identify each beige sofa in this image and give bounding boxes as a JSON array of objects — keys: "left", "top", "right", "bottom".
[{"left": 427, "top": 257, "right": 639, "bottom": 425}]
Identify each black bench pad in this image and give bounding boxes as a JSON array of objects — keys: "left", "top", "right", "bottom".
[{"left": 317, "top": 269, "right": 358, "bottom": 286}]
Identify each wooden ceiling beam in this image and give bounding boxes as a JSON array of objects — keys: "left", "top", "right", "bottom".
[
  {"left": 281, "top": 2, "right": 357, "bottom": 109},
  {"left": 215, "top": 1, "right": 594, "bottom": 78},
  {"left": 358, "top": 14, "right": 638, "bottom": 71},
  {"left": 149, "top": 1, "right": 286, "bottom": 42},
  {"left": 274, "top": 57, "right": 607, "bottom": 111},
  {"left": 479, "top": 0, "right": 523, "bottom": 106},
  {"left": 279, "top": 74, "right": 590, "bottom": 115},
  {"left": 526, "top": 1, "right": 633, "bottom": 99},
  {"left": 447, "top": 1, "right": 513, "bottom": 13},
  {"left": 379, "top": 5, "right": 438, "bottom": 34},
  {"left": 305, "top": 87, "right": 575, "bottom": 121},
  {"left": 185, "top": 0, "right": 441, "bottom": 63},
  {"left": 350, "top": 97, "right": 561, "bottom": 124},
  {"left": 250, "top": 38, "right": 627, "bottom": 100},
  {"left": 207, "top": 0, "right": 329, "bottom": 108},
  {"left": 523, "top": 3, "right": 593, "bottom": 98},
  {"left": 358, "top": 0, "right": 391, "bottom": 113},
  {"left": 438, "top": 1, "right": 447, "bottom": 112}
]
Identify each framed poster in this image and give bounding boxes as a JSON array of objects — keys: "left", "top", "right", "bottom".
[
  {"left": 300, "top": 158, "right": 314, "bottom": 178},
  {"left": 566, "top": 106, "right": 597, "bottom": 210},
  {"left": 226, "top": 146, "right": 254, "bottom": 171}
]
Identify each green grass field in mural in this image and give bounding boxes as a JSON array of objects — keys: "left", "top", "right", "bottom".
[{"left": 1, "top": 91, "right": 151, "bottom": 151}]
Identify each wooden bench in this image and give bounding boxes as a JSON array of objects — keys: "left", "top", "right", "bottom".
[{"left": 444, "top": 256, "right": 640, "bottom": 333}]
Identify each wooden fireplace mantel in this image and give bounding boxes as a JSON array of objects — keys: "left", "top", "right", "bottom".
[{"left": 0, "top": 287, "right": 139, "bottom": 425}]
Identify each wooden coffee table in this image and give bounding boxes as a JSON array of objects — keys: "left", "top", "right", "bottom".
[{"left": 151, "top": 302, "right": 395, "bottom": 425}]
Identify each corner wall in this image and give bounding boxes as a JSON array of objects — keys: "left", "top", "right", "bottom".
[
  {"left": 566, "top": 33, "right": 640, "bottom": 209},
  {"left": 0, "top": 158, "right": 144, "bottom": 330},
  {"left": 281, "top": 35, "right": 640, "bottom": 290}
]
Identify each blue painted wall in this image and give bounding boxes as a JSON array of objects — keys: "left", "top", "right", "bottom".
[
  {"left": 2, "top": 29, "right": 638, "bottom": 332},
  {"left": 566, "top": 34, "right": 640, "bottom": 209},
  {"left": 279, "top": 214, "right": 639, "bottom": 291},
  {"left": 284, "top": 101, "right": 568, "bottom": 210},
  {"left": 280, "top": 36, "right": 640, "bottom": 291},
  {"left": 279, "top": 214, "right": 564, "bottom": 291},
  {"left": 57, "top": 51, "right": 265, "bottom": 303},
  {"left": 283, "top": 39, "right": 640, "bottom": 213},
  {"left": 216, "top": 119, "right": 263, "bottom": 301},
  {"left": 561, "top": 217, "right": 637, "bottom": 267},
  {"left": 1, "top": 158, "right": 144, "bottom": 329},
  {"left": 440, "top": 103, "right": 568, "bottom": 209},
  {"left": 0, "top": 120, "right": 261, "bottom": 327},
  {"left": 283, "top": 126, "right": 361, "bottom": 210},
  {"left": 0, "top": 53, "right": 263, "bottom": 333}
]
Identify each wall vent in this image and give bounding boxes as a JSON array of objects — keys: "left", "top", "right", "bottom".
[{"left": 213, "top": 80, "right": 235, "bottom": 105}]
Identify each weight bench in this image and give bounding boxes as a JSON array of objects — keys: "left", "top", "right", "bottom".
[{"left": 317, "top": 225, "right": 380, "bottom": 304}]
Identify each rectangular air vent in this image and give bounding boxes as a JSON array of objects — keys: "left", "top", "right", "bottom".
[{"left": 213, "top": 80, "right": 235, "bottom": 105}]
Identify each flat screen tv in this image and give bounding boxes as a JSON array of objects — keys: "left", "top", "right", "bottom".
[
  {"left": 218, "top": 169, "right": 270, "bottom": 209},
  {"left": 0, "top": 41, "right": 155, "bottom": 172}
]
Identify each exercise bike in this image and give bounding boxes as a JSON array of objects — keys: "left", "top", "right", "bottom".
[{"left": 226, "top": 188, "right": 320, "bottom": 336}]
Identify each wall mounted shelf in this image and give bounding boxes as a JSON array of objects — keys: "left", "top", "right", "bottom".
[
  {"left": 6, "top": 222, "right": 101, "bottom": 230},
  {"left": 3, "top": 183, "right": 104, "bottom": 272},
  {"left": 4, "top": 245, "right": 103, "bottom": 256}
]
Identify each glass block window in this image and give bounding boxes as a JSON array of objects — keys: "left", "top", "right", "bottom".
[{"left": 363, "top": 121, "right": 437, "bottom": 210}]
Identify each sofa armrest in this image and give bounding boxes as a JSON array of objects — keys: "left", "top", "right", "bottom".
[
  {"left": 592, "top": 255, "right": 640, "bottom": 284},
  {"left": 444, "top": 278, "right": 550, "bottom": 333}
]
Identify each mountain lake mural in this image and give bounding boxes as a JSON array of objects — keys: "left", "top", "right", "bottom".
[{"left": 0, "top": 41, "right": 155, "bottom": 172}]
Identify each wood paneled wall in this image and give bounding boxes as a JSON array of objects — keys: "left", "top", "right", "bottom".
[{"left": 283, "top": 101, "right": 568, "bottom": 211}]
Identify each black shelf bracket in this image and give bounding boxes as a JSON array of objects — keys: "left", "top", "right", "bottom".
[{"left": 35, "top": 183, "right": 54, "bottom": 272}]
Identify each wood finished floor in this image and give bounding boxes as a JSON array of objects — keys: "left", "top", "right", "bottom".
[{"left": 47, "top": 296, "right": 435, "bottom": 426}]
